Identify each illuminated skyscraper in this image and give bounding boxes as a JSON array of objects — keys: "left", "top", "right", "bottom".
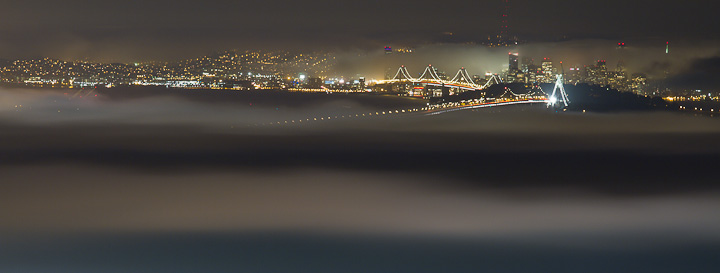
[
  {"left": 540, "top": 58, "right": 554, "bottom": 82},
  {"left": 521, "top": 57, "right": 533, "bottom": 72},
  {"left": 597, "top": 60, "right": 607, "bottom": 72},
  {"left": 616, "top": 42, "right": 627, "bottom": 72},
  {"left": 585, "top": 60, "right": 608, "bottom": 86},
  {"left": 508, "top": 52, "right": 519, "bottom": 71}
]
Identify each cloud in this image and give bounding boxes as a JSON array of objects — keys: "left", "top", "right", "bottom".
[
  {"left": 669, "top": 55, "right": 720, "bottom": 91},
  {"left": 2, "top": 86, "right": 720, "bottom": 273},
  {"left": 1, "top": 165, "right": 720, "bottom": 241},
  {"left": 2, "top": 86, "right": 720, "bottom": 196}
]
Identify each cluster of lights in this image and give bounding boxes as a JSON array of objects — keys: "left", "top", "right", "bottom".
[
  {"left": 0, "top": 50, "right": 338, "bottom": 89},
  {"left": 678, "top": 106, "right": 716, "bottom": 112},
  {"left": 286, "top": 88, "right": 369, "bottom": 93},
  {"left": 427, "top": 99, "right": 549, "bottom": 116}
]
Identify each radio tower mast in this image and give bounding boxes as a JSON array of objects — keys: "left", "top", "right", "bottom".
[
  {"left": 500, "top": 0, "right": 510, "bottom": 44},
  {"left": 486, "top": 0, "right": 515, "bottom": 47},
  {"left": 500, "top": 0, "right": 510, "bottom": 40}
]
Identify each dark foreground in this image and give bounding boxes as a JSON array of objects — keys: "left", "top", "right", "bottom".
[{"left": 2, "top": 232, "right": 719, "bottom": 273}]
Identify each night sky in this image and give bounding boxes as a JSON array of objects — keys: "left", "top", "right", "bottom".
[{"left": 0, "top": 0, "right": 716, "bottom": 61}]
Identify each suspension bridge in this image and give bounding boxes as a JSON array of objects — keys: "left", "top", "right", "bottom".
[
  {"left": 262, "top": 74, "right": 571, "bottom": 126},
  {"left": 375, "top": 65, "right": 504, "bottom": 91},
  {"left": 372, "top": 64, "right": 569, "bottom": 106}
]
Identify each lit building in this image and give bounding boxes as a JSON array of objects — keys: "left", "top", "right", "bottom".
[
  {"left": 520, "top": 57, "right": 533, "bottom": 73},
  {"left": 631, "top": 73, "right": 648, "bottom": 95},
  {"left": 506, "top": 52, "right": 520, "bottom": 83},
  {"left": 509, "top": 52, "right": 519, "bottom": 71},
  {"left": 541, "top": 58, "right": 554, "bottom": 83}
]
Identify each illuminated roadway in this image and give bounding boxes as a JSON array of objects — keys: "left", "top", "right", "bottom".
[
  {"left": 262, "top": 98, "right": 551, "bottom": 126},
  {"left": 425, "top": 99, "right": 550, "bottom": 115}
]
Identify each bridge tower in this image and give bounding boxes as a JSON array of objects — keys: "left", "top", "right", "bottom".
[
  {"left": 391, "top": 65, "right": 414, "bottom": 81},
  {"left": 547, "top": 61, "right": 570, "bottom": 107},
  {"left": 482, "top": 74, "right": 502, "bottom": 89},
  {"left": 417, "top": 65, "right": 446, "bottom": 97},
  {"left": 547, "top": 74, "right": 570, "bottom": 107},
  {"left": 417, "top": 65, "right": 442, "bottom": 81},
  {"left": 451, "top": 67, "right": 476, "bottom": 86}
]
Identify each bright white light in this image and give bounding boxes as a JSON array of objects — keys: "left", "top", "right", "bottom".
[{"left": 549, "top": 96, "right": 558, "bottom": 105}]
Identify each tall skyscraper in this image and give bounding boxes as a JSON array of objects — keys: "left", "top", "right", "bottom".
[
  {"left": 595, "top": 60, "right": 608, "bottom": 86},
  {"left": 597, "top": 60, "right": 607, "bottom": 72},
  {"left": 541, "top": 58, "right": 554, "bottom": 80},
  {"left": 508, "top": 52, "right": 519, "bottom": 71},
  {"left": 506, "top": 52, "right": 520, "bottom": 83},
  {"left": 663, "top": 41, "right": 670, "bottom": 83},
  {"left": 616, "top": 42, "right": 627, "bottom": 73}
]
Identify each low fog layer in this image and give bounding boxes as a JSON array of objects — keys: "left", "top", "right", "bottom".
[
  {"left": 2, "top": 87, "right": 720, "bottom": 129},
  {"left": 2, "top": 165, "right": 719, "bottom": 243},
  {"left": 2, "top": 87, "right": 720, "bottom": 271}
]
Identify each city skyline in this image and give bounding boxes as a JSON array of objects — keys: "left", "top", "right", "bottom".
[
  {"left": 2, "top": 1, "right": 720, "bottom": 272},
  {"left": 2, "top": 40, "right": 717, "bottom": 97}
]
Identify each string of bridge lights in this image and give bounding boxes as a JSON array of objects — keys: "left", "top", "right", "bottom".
[
  {"left": 258, "top": 107, "right": 428, "bottom": 126},
  {"left": 257, "top": 98, "right": 549, "bottom": 126},
  {"left": 425, "top": 99, "right": 549, "bottom": 116}
]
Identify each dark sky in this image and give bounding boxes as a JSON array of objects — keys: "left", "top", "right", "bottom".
[{"left": 0, "top": 0, "right": 715, "bottom": 61}]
